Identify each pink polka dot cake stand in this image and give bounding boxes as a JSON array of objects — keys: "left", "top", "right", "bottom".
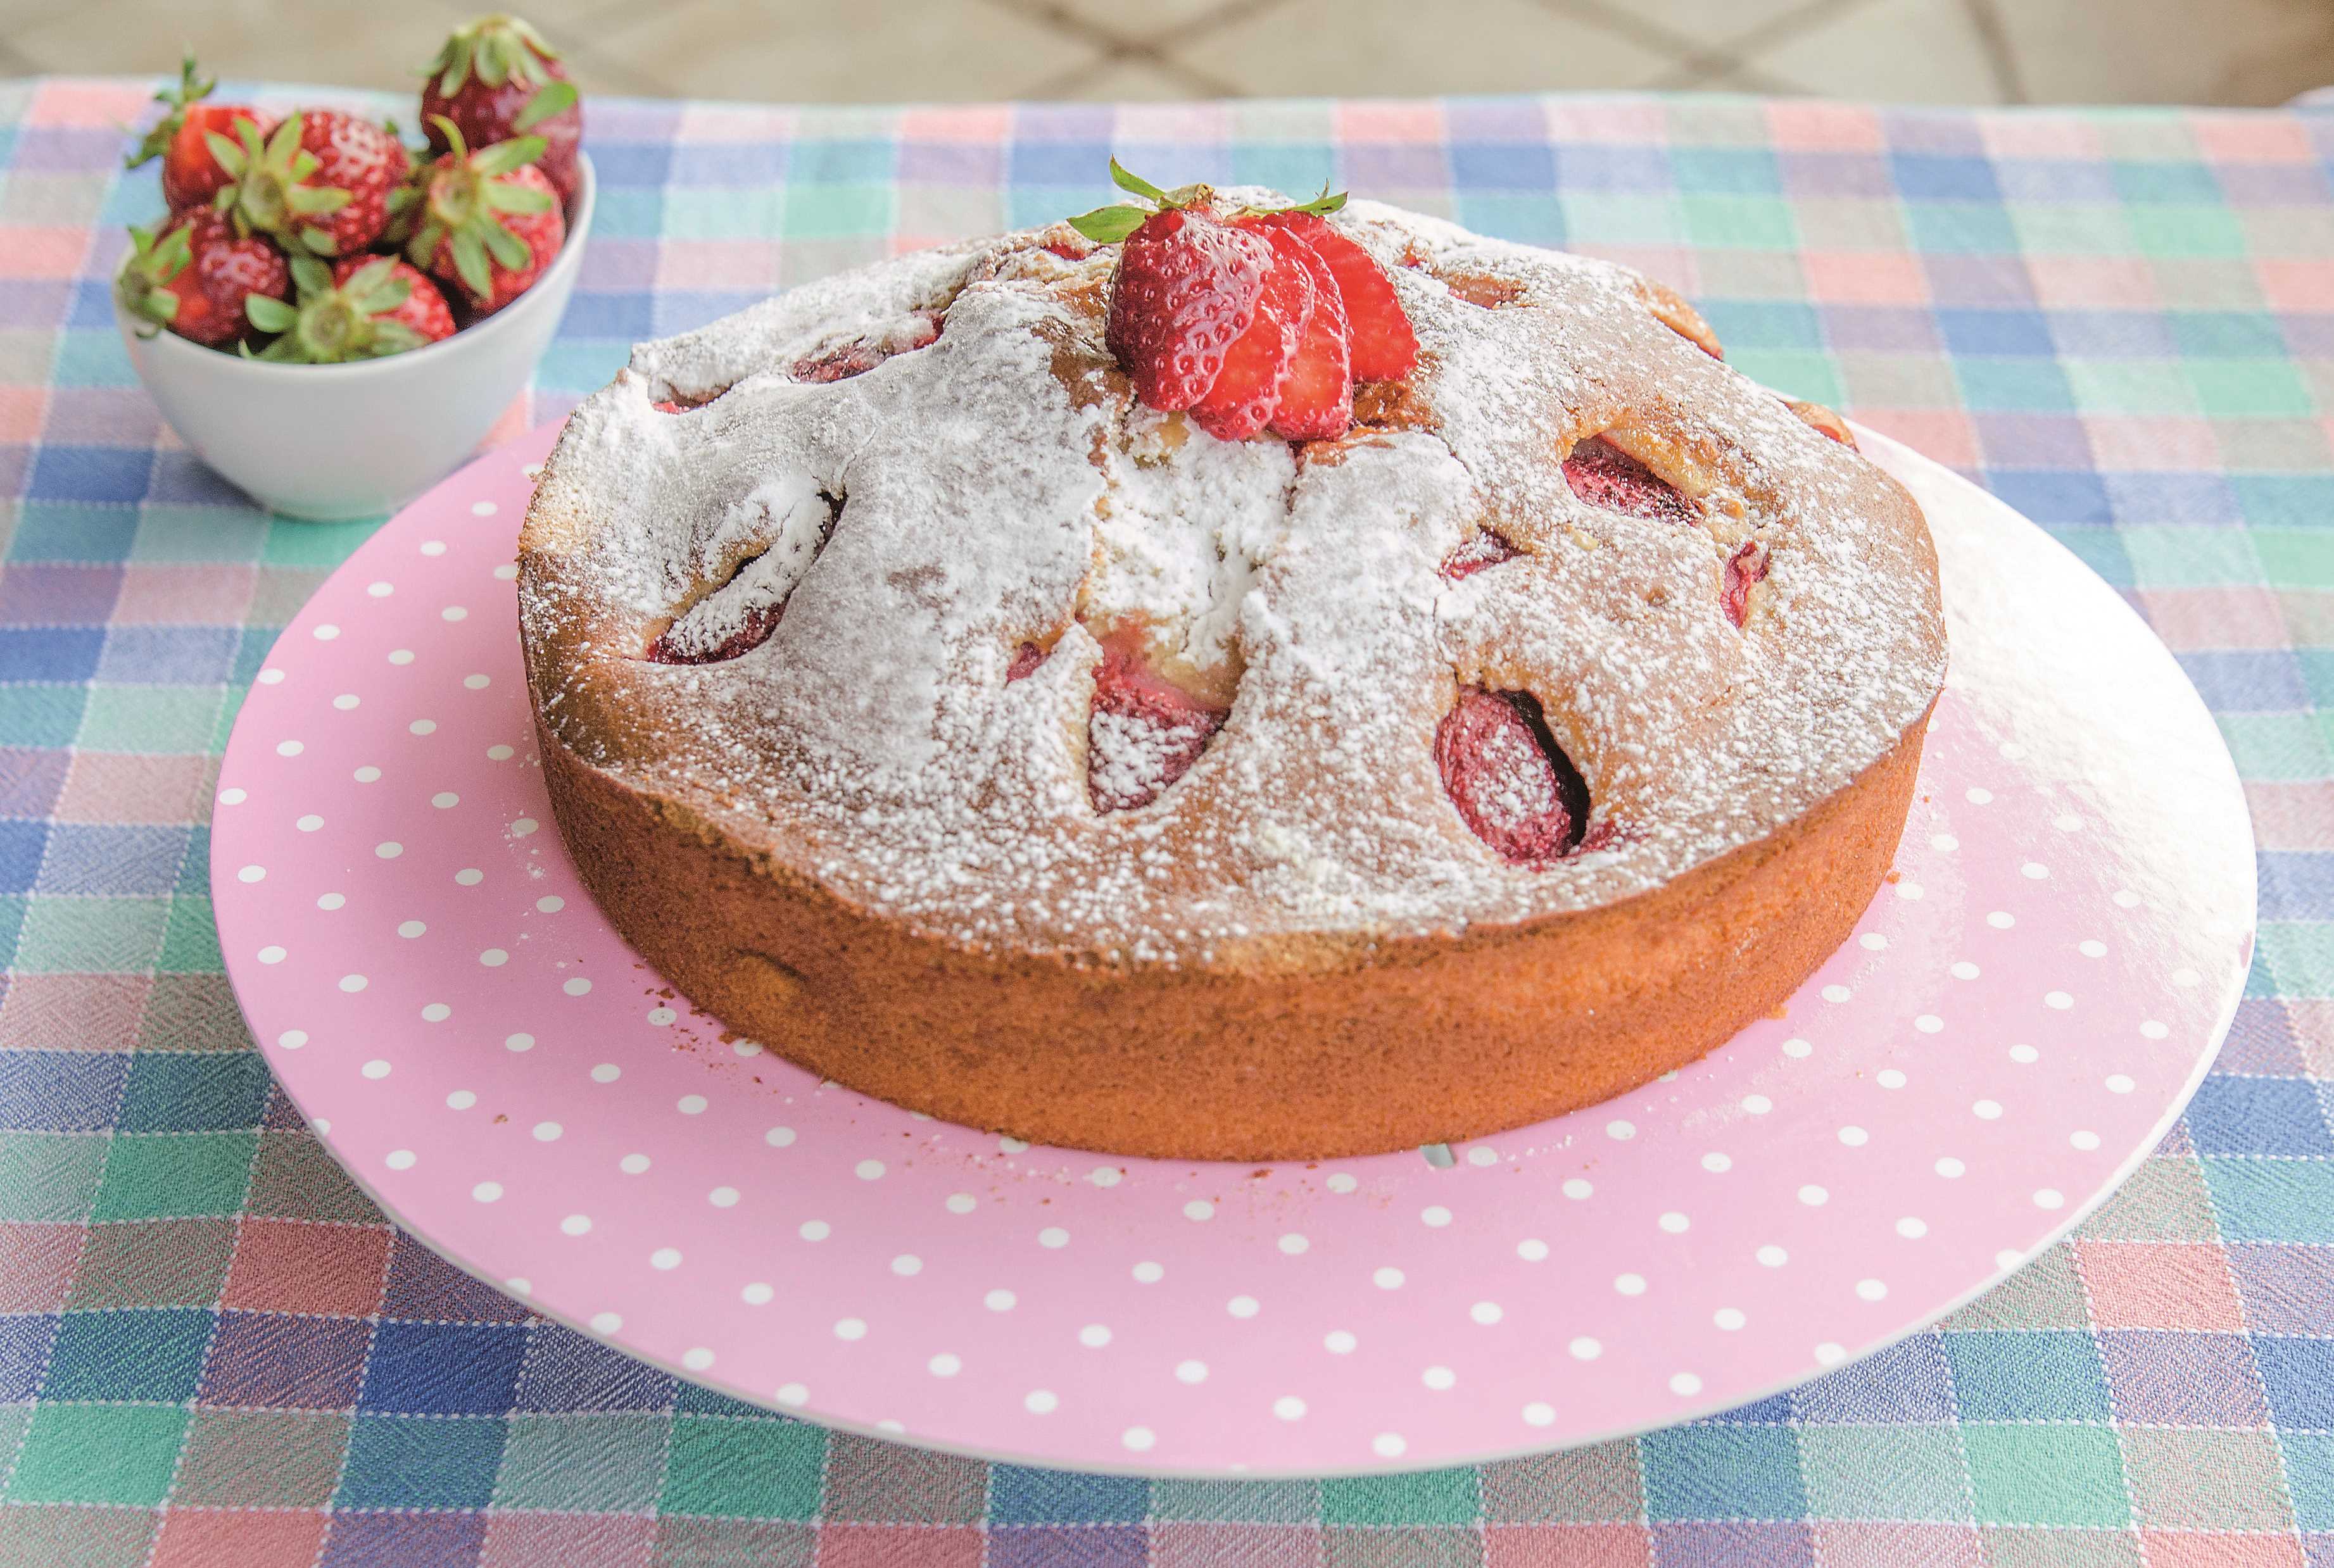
[{"left": 210, "top": 418, "right": 2254, "bottom": 1478}]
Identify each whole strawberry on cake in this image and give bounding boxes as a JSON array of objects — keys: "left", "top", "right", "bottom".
[{"left": 519, "top": 165, "right": 1946, "bottom": 1160}]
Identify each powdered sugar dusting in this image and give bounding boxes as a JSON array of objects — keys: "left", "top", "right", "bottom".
[{"left": 520, "top": 198, "right": 1945, "bottom": 970}]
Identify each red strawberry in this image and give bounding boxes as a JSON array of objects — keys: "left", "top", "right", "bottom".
[
  {"left": 117, "top": 208, "right": 289, "bottom": 348},
  {"left": 1238, "top": 208, "right": 1416, "bottom": 382},
  {"left": 243, "top": 254, "right": 454, "bottom": 362},
  {"left": 1723, "top": 540, "right": 1770, "bottom": 627},
  {"left": 1240, "top": 221, "right": 1348, "bottom": 439},
  {"left": 211, "top": 110, "right": 408, "bottom": 256},
  {"left": 420, "top": 14, "right": 583, "bottom": 205},
  {"left": 1435, "top": 687, "right": 1587, "bottom": 866},
  {"left": 1102, "top": 206, "right": 1273, "bottom": 410},
  {"left": 405, "top": 122, "right": 565, "bottom": 315},
  {"left": 1562, "top": 437, "right": 1696, "bottom": 525},
  {"left": 1087, "top": 630, "right": 1227, "bottom": 813},
  {"left": 124, "top": 55, "right": 275, "bottom": 213},
  {"left": 1190, "top": 227, "right": 1313, "bottom": 442}
]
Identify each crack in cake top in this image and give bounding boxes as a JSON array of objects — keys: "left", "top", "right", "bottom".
[{"left": 519, "top": 196, "right": 1946, "bottom": 970}]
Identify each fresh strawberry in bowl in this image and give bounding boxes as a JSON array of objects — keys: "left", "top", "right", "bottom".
[
  {"left": 243, "top": 255, "right": 457, "bottom": 363},
  {"left": 420, "top": 13, "right": 583, "bottom": 204},
  {"left": 403, "top": 123, "right": 565, "bottom": 316},
  {"left": 210, "top": 108, "right": 408, "bottom": 258},
  {"left": 117, "top": 208, "right": 290, "bottom": 348},
  {"left": 123, "top": 54, "right": 275, "bottom": 212}
]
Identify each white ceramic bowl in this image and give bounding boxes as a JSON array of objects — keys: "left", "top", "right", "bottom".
[{"left": 115, "top": 153, "right": 596, "bottom": 522}]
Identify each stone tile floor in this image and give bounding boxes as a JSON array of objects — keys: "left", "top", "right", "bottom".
[{"left": 2, "top": 0, "right": 2330, "bottom": 106}]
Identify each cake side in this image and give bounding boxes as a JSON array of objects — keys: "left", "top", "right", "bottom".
[{"left": 534, "top": 700, "right": 1929, "bottom": 1160}]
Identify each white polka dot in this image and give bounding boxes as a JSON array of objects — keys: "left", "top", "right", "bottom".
[
  {"left": 463, "top": 674, "right": 490, "bottom": 691},
  {"left": 1997, "top": 1248, "right": 2024, "bottom": 1269},
  {"left": 388, "top": 649, "right": 415, "bottom": 665},
  {"left": 1757, "top": 1245, "right": 1788, "bottom": 1267},
  {"left": 275, "top": 740, "right": 303, "bottom": 757},
  {"left": 529, "top": 1121, "right": 562, "bottom": 1143},
  {"left": 1658, "top": 1211, "right": 1689, "bottom": 1234},
  {"left": 2079, "top": 940, "right": 2107, "bottom": 958},
  {"left": 312, "top": 624, "right": 340, "bottom": 641},
  {"left": 1974, "top": 1100, "right": 2003, "bottom": 1120},
  {"left": 1079, "top": 1324, "right": 1112, "bottom": 1348},
  {"left": 2000, "top": 741, "right": 2026, "bottom": 759},
  {"left": 1838, "top": 1125, "right": 1869, "bottom": 1147},
  {"left": 1373, "top": 1267, "right": 1404, "bottom": 1290},
  {"left": 218, "top": 787, "right": 248, "bottom": 805},
  {"left": 1936, "top": 1156, "right": 1966, "bottom": 1178},
  {"left": 1856, "top": 1277, "right": 1888, "bottom": 1301},
  {"left": 2022, "top": 862, "right": 2049, "bottom": 880},
  {"left": 983, "top": 1288, "right": 1016, "bottom": 1312},
  {"left": 1372, "top": 1433, "right": 1406, "bottom": 1458},
  {"left": 1228, "top": 1295, "right": 1261, "bottom": 1319},
  {"left": 997, "top": 1136, "right": 1028, "bottom": 1154},
  {"left": 409, "top": 720, "right": 436, "bottom": 736},
  {"left": 421, "top": 1004, "right": 450, "bottom": 1022},
  {"left": 1466, "top": 1146, "right": 1498, "bottom": 1167},
  {"left": 2107, "top": 1074, "right": 2136, "bottom": 1094},
  {"left": 1523, "top": 1401, "right": 1555, "bottom": 1426},
  {"left": 1669, "top": 1372, "right": 1702, "bottom": 1396},
  {"left": 1278, "top": 1232, "right": 1309, "bottom": 1255},
  {"left": 799, "top": 1221, "right": 830, "bottom": 1241},
  {"left": 1175, "top": 1359, "right": 1208, "bottom": 1384},
  {"left": 455, "top": 869, "right": 483, "bottom": 886},
  {"left": 1701, "top": 1152, "right": 1733, "bottom": 1174},
  {"left": 276, "top": 1029, "right": 308, "bottom": 1050},
  {"left": 479, "top": 948, "right": 508, "bottom": 967},
  {"left": 505, "top": 1032, "right": 534, "bottom": 1053},
  {"left": 487, "top": 744, "right": 514, "bottom": 761},
  {"left": 1988, "top": 911, "right": 2015, "bottom": 929},
  {"left": 1569, "top": 1336, "right": 1601, "bottom": 1360},
  {"left": 2045, "top": 991, "right": 2073, "bottom": 1010},
  {"left": 472, "top": 1181, "right": 502, "bottom": 1202},
  {"left": 1799, "top": 1184, "right": 1829, "bottom": 1207},
  {"left": 309, "top": 1119, "right": 329, "bottom": 1136},
  {"left": 1814, "top": 1342, "right": 1846, "bottom": 1366},
  {"left": 591, "top": 1064, "right": 621, "bottom": 1084},
  {"left": 944, "top": 1194, "right": 975, "bottom": 1215},
  {"left": 468, "top": 498, "right": 498, "bottom": 517},
  {"left": 1714, "top": 1307, "right": 1747, "bottom": 1331},
  {"left": 1087, "top": 1166, "right": 1122, "bottom": 1188},
  {"left": 1421, "top": 1205, "right": 1453, "bottom": 1228},
  {"left": 710, "top": 1188, "right": 741, "bottom": 1210},
  {"left": 360, "top": 1058, "right": 390, "bottom": 1079},
  {"left": 1025, "top": 1389, "right": 1058, "bottom": 1414},
  {"left": 1562, "top": 1178, "right": 1593, "bottom": 1200},
  {"left": 1470, "top": 1300, "right": 1503, "bottom": 1324},
  {"left": 1822, "top": 984, "right": 1852, "bottom": 1003},
  {"left": 1965, "top": 786, "right": 1993, "bottom": 804},
  {"left": 650, "top": 1248, "right": 681, "bottom": 1270},
  {"left": 1605, "top": 1119, "right": 1635, "bottom": 1141},
  {"left": 562, "top": 977, "right": 592, "bottom": 998},
  {"left": 1422, "top": 1365, "right": 1456, "bottom": 1391},
  {"left": 396, "top": 920, "right": 426, "bottom": 939},
  {"left": 1930, "top": 832, "right": 1958, "bottom": 852},
  {"left": 1275, "top": 1395, "right": 1308, "bottom": 1421},
  {"left": 1038, "top": 1227, "right": 1069, "bottom": 1250},
  {"left": 928, "top": 1353, "right": 961, "bottom": 1378},
  {"left": 510, "top": 817, "right": 539, "bottom": 837},
  {"left": 442, "top": 606, "right": 467, "bottom": 622},
  {"left": 1133, "top": 1262, "right": 1164, "bottom": 1284},
  {"left": 257, "top": 668, "right": 287, "bottom": 686},
  {"left": 1895, "top": 881, "right": 1924, "bottom": 901},
  {"left": 589, "top": 1312, "right": 620, "bottom": 1333},
  {"left": 774, "top": 1380, "right": 806, "bottom": 1404},
  {"left": 648, "top": 1008, "right": 678, "bottom": 1027},
  {"left": 1614, "top": 1273, "right": 1647, "bottom": 1296},
  {"left": 2173, "top": 967, "right": 2202, "bottom": 988},
  {"left": 1517, "top": 1238, "right": 1549, "bottom": 1262},
  {"left": 1896, "top": 1216, "right": 1928, "bottom": 1239},
  {"left": 619, "top": 1155, "right": 650, "bottom": 1175},
  {"left": 1325, "top": 1173, "right": 1358, "bottom": 1195},
  {"left": 1123, "top": 1427, "right": 1155, "bottom": 1452},
  {"left": 561, "top": 1215, "right": 592, "bottom": 1236},
  {"left": 1915, "top": 1014, "right": 1944, "bottom": 1034},
  {"left": 1325, "top": 1331, "right": 1358, "bottom": 1354},
  {"left": 2140, "top": 1019, "right": 2169, "bottom": 1040},
  {"left": 876, "top": 1421, "right": 904, "bottom": 1435},
  {"left": 678, "top": 1096, "right": 708, "bottom": 1115},
  {"left": 1782, "top": 1038, "right": 1813, "bottom": 1058},
  {"left": 385, "top": 1149, "right": 415, "bottom": 1170},
  {"left": 2071, "top": 1130, "right": 2101, "bottom": 1151},
  {"left": 257, "top": 946, "right": 287, "bottom": 966},
  {"left": 420, "top": 539, "right": 446, "bottom": 556},
  {"left": 1877, "top": 1069, "right": 1908, "bottom": 1089},
  {"left": 2034, "top": 1188, "right": 2065, "bottom": 1210},
  {"left": 681, "top": 1348, "right": 714, "bottom": 1372},
  {"left": 834, "top": 1318, "right": 866, "bottom": 1341},
  {"left": 1183, "top": 1200, "right": 1214, "bottom": 1222},
  {"left": 1859, "top": 932, "right": 1887, "bottom": 951}
]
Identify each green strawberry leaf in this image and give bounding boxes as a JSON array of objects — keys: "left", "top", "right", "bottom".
[
  {"left": 482, "top": 219, "right": 529, "bottom": 272},
  {"left": 1068, "top": 204, "right": 1145, "bottom": 244},
  {"left": 512, "top": 79, "right": 577, "bottom": 134},
  {"left": 288, "top": 254, "right": 332, "bottom": 296},
  {"left": 483, "top": 180, "right": 555, "bottom": 214},
  {"left": 437, "top": 34, "right": 475, "bottom": 100},
  {"left": 1285, "top": 184, "right": 1349, "bottom": 216},
  {"left": 1107, "top": 159, "right": 1169, "bottom": 204},
  {"left": 243, "top": 293, "right": 297, "bottom": 332},
  {"left": 204, "top": 129, "right": 247, "bottom": 179},
  {"left": 287, "top": 184, "right": 351, "bottom": 216},
  {"left": 451, "top": 228, "right": 493, "bottom": 299},
  {"left": 372, "top": 321, "right": 427, "bottom": 355},
  {"left": 475, "top": 135, "right": 548, "bottom": 177}
]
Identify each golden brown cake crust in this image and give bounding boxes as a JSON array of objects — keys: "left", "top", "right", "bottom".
[
  {"left": 518, "top": 196, "right": 1947, "bottom": 1159},
  {"left": 539, "top": 708, "right": 1929, "bottom": 1160}
]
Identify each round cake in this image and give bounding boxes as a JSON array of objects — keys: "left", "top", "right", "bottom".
[{"left": 518, "top": 192, "right": 1946, "bottom": 1161}]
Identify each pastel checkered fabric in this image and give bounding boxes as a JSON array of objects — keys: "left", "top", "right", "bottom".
[{"left": 1, "top": 73, "right": 2330, "bottom": 1568}]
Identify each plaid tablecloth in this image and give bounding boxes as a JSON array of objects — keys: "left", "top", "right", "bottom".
[{"left": 0, "top": 73, "right": 2330, "bottom": 1568}]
